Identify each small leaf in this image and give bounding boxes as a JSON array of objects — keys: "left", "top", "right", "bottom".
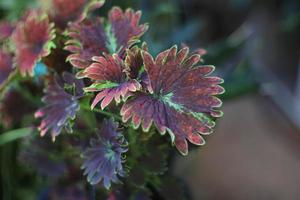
[
  {"left": 0, "top": 49, "right": 13, "bottom": 85},
  {"left": 35, "top": 72, "right": 84, "bottom": 140},
  {"left": 83, "top": 54, "right": 141, "bottom": 109},
  {"left": 81, "top": 119, "right": 128, "bottom": 189}
]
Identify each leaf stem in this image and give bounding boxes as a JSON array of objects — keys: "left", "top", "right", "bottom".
[
  {"left": 0, "top": 70, "right": 18, "bottom": 96},
  {"left": 89, "top": 185, "right": 96, "bottom": 200},
  {"left": 0, "top": 127, "right": 34, "bottom": 146},
  {"left": 80, "top": 104, "right": 122, "bottom": 121}
]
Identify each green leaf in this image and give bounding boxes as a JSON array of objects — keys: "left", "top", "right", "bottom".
[
  {"left": 0, "top": 127, "right": 33, "bottom": 146},
  {"left": 84, "top": 81, "right": 119, "bottom": 92}
]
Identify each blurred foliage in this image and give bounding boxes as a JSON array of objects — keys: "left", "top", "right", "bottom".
[{"left": 0, "top": 0, "right": 36, "bottom": 20}]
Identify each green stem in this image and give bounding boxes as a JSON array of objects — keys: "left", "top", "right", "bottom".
[
  {"left": 0, "top": 70, "right": 19, "bottom": 96},
  {"left": 80, "top": 104, "right": 122, "bottom": 121},
  {"left": 0, "top": 127, "right": 34, "bottom": 146}
]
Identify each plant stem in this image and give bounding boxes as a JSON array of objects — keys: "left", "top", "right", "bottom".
[
  {"left": 0, "top": 127, "right": 34, "bottom": 146},
  {"left": 0, "top": 70, "right": 18, "bottom": 96},
  {"left": 80, "top": 104, "right": 122, "bottom": 121},
  {"left": 89, "top": 185, "right": 96, "bottom": 200}
]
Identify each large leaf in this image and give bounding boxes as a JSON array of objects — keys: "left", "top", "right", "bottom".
[
  {"left": 12, "top": 10, "right": 55, "bottom": 76},
  {"left": 65, "top": 7, "right": 148, "bottom": 73},
  {"left": 121, "top": 46, "right": 224, "bottom": 155}
]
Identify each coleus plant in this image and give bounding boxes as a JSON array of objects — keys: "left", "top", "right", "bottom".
[{"left": 0, "top": 0, "right": 224, "bottom": 199}]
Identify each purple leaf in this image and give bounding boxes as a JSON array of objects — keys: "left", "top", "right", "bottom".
[
  {"left": 44, "top": 0, "right": 104, "bottom": 29},
  {"left": 12, "top": 10, "right": 55, "bottom": 76},
  {"left": 0, "top": 21, "right": 15, "bottom": 41},
  {"left": 83, "top": 54, "right": 141, "bottom": 109},
  {"left": 35, "top": 72, "right": 84, "bottom": 141},
  {"left": 121, "top": 46, "right": 224, "bottom": 155},
  {"left": 0, "top": 49, "right": 13, "bottom": 85},
  {"left": 65, "top": 7, "right": 148, "bottom": 74},
  {"left": 81, "top": 119, "right": 128, "bottom": 189}
]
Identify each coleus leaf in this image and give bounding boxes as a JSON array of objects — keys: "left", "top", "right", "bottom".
[
  {"left": 12, "top": 10, "right": 56, "bottom": 76},
  {"left": 124, "top": 43, "right": 148, "bottom": 79},
  {"left": 181, "top": 42, "right": 207, "bottom": 58},
  {"left": 0, "top": 49, "right": 13, "bottom": 85},
  {"left": 121, "top": 46, "right": 224, "bottom": 155},
  {"left": 44, "top": 0, "right": 105, "bottom": 29},
  {"left": 65, "top": 7, "right": 148, "bottom": 75},
  {"left": 108, "top": 7, "right": 148, "bottom": 58},
  {"left": 83, "top": 54, "right": 141, "bottom": 110},
  {"left": 65, "top": 18, "right": 107, "bottom": 74},
  {"left": 81, "top": 118, "right": 128, "bottom": 189},
  {"left": 0, "top": 21, "right": 15, "bottom": 41},
  {"left": 35, "top": 72, "right": 84, "bottom": 141},
  {"left": 124, "top": 44, "right": 151, "bottom": 92}
]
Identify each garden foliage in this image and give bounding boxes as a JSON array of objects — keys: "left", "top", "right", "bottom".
[{"left": 0, "top": 0, "right": 223, "bottom": 198}]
